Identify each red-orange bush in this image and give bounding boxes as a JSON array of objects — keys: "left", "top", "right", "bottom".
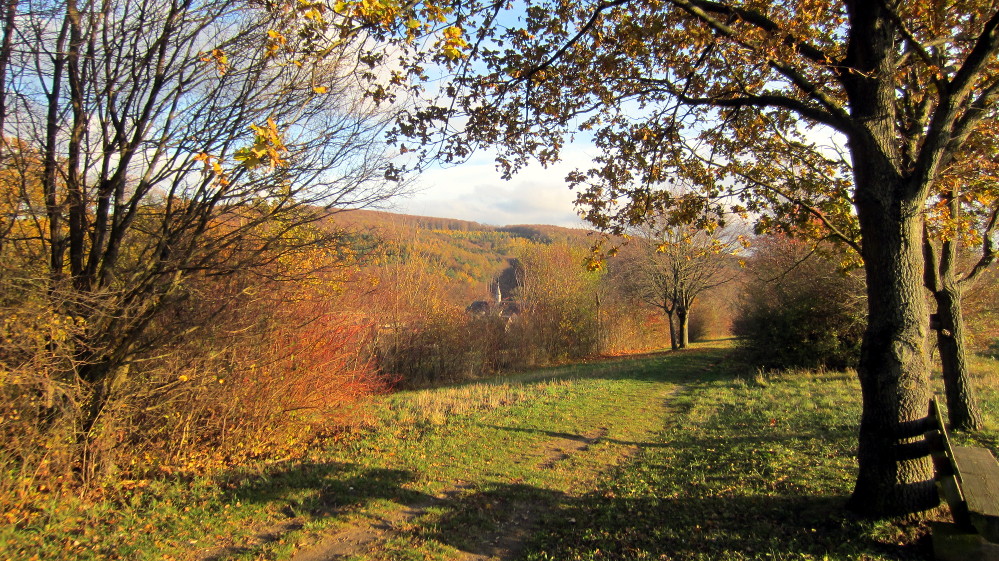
[
  {"left": 112, "top": 275, "right": 387, "bottom": 476},
  {"left": 0, "top": 253, "right": 389, "bottom": 506}
]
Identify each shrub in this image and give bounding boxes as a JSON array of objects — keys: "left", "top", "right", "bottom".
[
  {"left": 126, "top": 287, "right": 386, "bottom": 473},
  {"left": 0, "top": 261, "right": 387, "bottom": 503},
  {"left": 733, "top": 236, "right": 865, "bottom": 370},
  {"left": 512, "top": 242, "right": 602, "bottom": 363}
]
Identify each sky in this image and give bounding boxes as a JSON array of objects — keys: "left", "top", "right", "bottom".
[
  {"left": 382, "top": 123, "right": 851, "bottom": 230},
  {"left": 385, "top": 146, "right": 595, "bottom": 228}
]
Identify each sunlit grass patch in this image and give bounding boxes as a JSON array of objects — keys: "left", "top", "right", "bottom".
[
  {"left": 381, "top": 378, "right": 576, "bottom": 427},
  {"left": 949, "top": 352, "right": 999, "bottom": 450}
]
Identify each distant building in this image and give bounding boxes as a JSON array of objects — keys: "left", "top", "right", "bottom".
[{"left": 466, "top": 279, "right": 522, "bottom": 321}]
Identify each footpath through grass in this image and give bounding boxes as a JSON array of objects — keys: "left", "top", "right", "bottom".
[{"left": 2, "top": 344, "right": 997, "bottom": 560}]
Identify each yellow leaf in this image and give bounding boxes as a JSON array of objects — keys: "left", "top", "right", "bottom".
[{"left": 304, "top": 7, "right": 323, "bottom": 22}]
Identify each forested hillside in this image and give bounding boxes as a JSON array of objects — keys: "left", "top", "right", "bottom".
[
  {"left": 334, "top": 209, "right": 594, "bottom": 295},
  {"left": 329, "top": 208, "right": 678, "bottom": 384}
]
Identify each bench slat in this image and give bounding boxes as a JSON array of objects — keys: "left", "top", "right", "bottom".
[{"left": 953, "top": 445, "right": 999, "bottom": 542}]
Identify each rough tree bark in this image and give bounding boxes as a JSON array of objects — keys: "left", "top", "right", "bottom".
[
  {"left": 850, "top": 180, "right": 935, "bottom": 514},
  {"left": 933, "top": 280, "right": 984, "bottom": 431},
  {"left": 924, "top": 194, "right": 989, "bottom": 432},
  {"left": 840, "top": 1, "right": 938, "bottom": 515},
  {"left": 666, "top": 308, "right": 678, "bottom": 351}
]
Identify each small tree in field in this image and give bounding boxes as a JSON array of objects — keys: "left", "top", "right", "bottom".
[{"left": 621, "top": 219, "right": 740, "bottom": 350}]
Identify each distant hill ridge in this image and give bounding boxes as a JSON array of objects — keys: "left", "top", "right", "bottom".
[{"left": 335, "top": 208, "right": 594, "bottom": 243}]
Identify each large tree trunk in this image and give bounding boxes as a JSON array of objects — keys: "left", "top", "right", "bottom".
[
  {"left": 934, "top": 282, "right": 984, "bottom": 431},
  {"left": 848, "top": 176, "right": 937, "bottom": 517},
  {"left": 841, "top": 1, "right": 937, "bottom": 517}
]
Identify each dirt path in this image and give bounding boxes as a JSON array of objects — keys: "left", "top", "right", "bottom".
[
  {"left": 286, "top": 428, "right": 611, "bottom": 561},
  {"left": 195, "top": 427, "right": 626, "bottom": 561}
]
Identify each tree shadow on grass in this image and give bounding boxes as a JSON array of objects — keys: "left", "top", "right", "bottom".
[
  {"left": 413, "top": 481, "right": 568, "bottom": 559},
  {"left": 408, "top": 479, "right": 933, "bottom": 561},
  {"left": 480, "top": 423, "right": 854, "bottom": 451},
  {"left": 468, "top": 426, "right": 933, "bottom": 560},
  {"left": 523, "top": 492, "right": 935, "bottom": 561},
  {"left": 218, "top": 461, "right": 429, "bottom": 517},
  {"left": 205, "top": 461, "right": 431, "bottom": 560}
]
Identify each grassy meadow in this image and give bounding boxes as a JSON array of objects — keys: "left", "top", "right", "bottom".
[{"left": 2, "top": 344, "right": 997, "bottom": 560}]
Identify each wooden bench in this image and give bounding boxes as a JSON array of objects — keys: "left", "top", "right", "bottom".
[{"left": 925, "top": 397, "right": 999, "bottom": 561}]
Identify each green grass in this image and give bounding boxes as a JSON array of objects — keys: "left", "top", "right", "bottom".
[
  {"left": 514, "top": 352, "right": 998, "bottom": 561},
  {"left": 2, "top": 346, "right": 996, "bottom": 560},
  {"left": 951, "top": 353, "right": 999, "bottom": 451},
  {"left": 522, "top": 366, "right": 933, "bottom": 560}
]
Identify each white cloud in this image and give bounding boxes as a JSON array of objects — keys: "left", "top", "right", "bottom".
[{"left": 390, "top": 147, "right": 595, "bottom": 228}]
